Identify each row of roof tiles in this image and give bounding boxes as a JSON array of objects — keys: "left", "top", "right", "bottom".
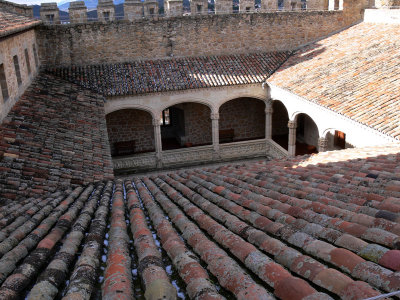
[
  {"left": 0, "top": 144, "right": 399, "bottom": 299},
  {"left": 0, "top": 10, "right": 40, "bottom": 38},
  {"left": 47, "top": 52, "right": 291, "bottom": 97}
]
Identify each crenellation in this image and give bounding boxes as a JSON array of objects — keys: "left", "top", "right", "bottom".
[
  {"left": 68, "top": 1, "right": 88, "bottom": 23},
  {"left": 215, "top": 0, "right": 233, "bottom": 13},
  {"left": 190, "top": 0, "right": 208, "bottom": 14},
  {"left": 165, "top": 0, "right": 184, "bottom": 16},
  {"left": 239, "top": 0, "right": 256, "bottom": 12},
  {"left": 124, "top": 0, "right": 144, "bottom": 20},
  {"left": 97, "top": 0, "right": 115, "bottom": 22},
  {"left": 0, "top": 0, "right": 33, "bottom": 17},
  {"left": 144, "top": 0, "right": 160, "bottom": 16},
  {"left": 40, "top": 2, "right": 60, "bottom": 24}
]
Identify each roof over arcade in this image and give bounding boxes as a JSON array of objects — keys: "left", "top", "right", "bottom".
[
  {"left": 268, "top": 22, "right": 400, "bottom": 140},
  {"left": 47, "top": 52, "right": 292, "bottom": 97}
]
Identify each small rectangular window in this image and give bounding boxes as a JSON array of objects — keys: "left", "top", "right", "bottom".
[
  {"left": 0, "top": 64, "right": 9, "bottom": 101},
  {"left": 25, "top": 49, "right": 31, "bottom": 75},
  {"left": 334, "top": 130, "right": 346, "bottom": 149},
  {"left": 46, "top": 14, "right": 54, "bottom": 24},
  {"left": 13, "top": 55, "right": 22, "bottom": 86},
  {"left": 33, "top": 44, "right": 39, "bottom": 68},
  {"left": 160, "top": 108, "right": 170, "bottom": 126},
  {"left": 103, "top": 11, "right": 110, "bottom": 21},
  {"left": 149, "top": 7, "right": 155, "bottom": 15}
]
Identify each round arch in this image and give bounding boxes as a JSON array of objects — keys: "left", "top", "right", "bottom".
[
  {"left": 106, "top": 108, "right": 156, "bottom": 156},
  {"left": 217, "top": 94, "right": 267, "bottom": 111},
  {"left": 105, "top": 104, "right": 157, "bottom": 120},
  {"left": 294, "top": 112, "right": 319, "bottom": 155},
  {"left": 271, "top": 100, "right": 290, "bottom": 150}
]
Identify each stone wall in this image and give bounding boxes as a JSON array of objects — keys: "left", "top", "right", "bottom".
[
  {"left": 0, "top": 73, "right": 114, "bottom": 204},
  {"left": 37, "top": 5, "right": 365, "bottom": 66},
  {"left": 179, "top": 103, "right": 212, "bottom": 146},
  {"left": 219, "top": 98, "right": 265, "bottom": 141},
  {"left": 0, "top": 29, "right": 40, "bottom": 122},
  {"left": 106, "top": 109, "right": 155, "bottom": 154}
]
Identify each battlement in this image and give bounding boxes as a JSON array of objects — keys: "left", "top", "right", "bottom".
[
  {"left": 38, "top": 0, "right": 347, "bottom": 24},
  {"left": 0, "top": 0, "right": 33, "bottom": 17}
]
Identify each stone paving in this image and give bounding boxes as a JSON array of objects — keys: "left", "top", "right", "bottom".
[{"left": 0, "top": 144, "right": 399, "bottom": 299}]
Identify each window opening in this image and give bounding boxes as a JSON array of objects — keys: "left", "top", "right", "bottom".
[
  {"left": 13, "top": 55, "right": 22, "bottom": 86},
  {"left": 25, "top": 49, "right": 31, "bottom": 75},
  {"left": 160, "top": 108, "right": 170, "bottom": 126},
  {"left": 0, "top": 64, "right": 9, "bottom": 101}
]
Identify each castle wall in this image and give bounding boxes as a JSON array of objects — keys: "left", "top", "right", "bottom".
[
  {"left": 37, "top": 9, "right": 363, "bottom": 66},
  {"left": 219, "top": 98, "right": 265, "bottom": 141},
  {"left": 0, "top": 29, "right": 40, "bottom": 122},
  {"left": 106, "top": 109, "right": 155, "bottom": 154}
]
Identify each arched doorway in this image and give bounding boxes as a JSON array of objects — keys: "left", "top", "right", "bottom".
[
  {"left": 271, "top": 100, "right": 289, "bottom": 150},
  {"left": 295, "top": 113, "right": 319, "bottom": 155},
  {"left": 106, "top": 109, "right": 155, "bottom": 156},
  {"left": 218, "top": 97, "right": 265, "bottom": 144},
  {"left": 161, "top": 102, "right": 212, "bottom": 150}
]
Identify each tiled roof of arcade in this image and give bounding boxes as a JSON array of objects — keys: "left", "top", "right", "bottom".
[
  {"left": 48, "top": 52, "right": 291, "bottom": 96},
  {"left": 268, "top": 22, "right": 400, "bottom": 140},
  {"left": 0, "top": 143, "right": 400, "bottom": 299},
  {"left": 0, "top": 10, "right": 40, "bottom": 37}
]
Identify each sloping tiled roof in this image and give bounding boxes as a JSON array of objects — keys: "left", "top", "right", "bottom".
[
  {"left": 268, "top": 22, "right": 400, "bottom": 140},
  {"left": 0, "top": 10, "right": 40, "bottom": 38},
  {"left": 0, "top": 144, "right": 399, "bottom": 299},
  {"left": 48, "top": 52, "right": 292, "bottom": 96},
  {"left": 0, "top": 73, "right": 113, "bottom": 204}
]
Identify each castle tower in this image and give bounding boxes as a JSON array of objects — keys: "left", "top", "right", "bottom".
[
  {"left": 124, "top": 0, "right": 143, "bottom": 20},
  {"left": 190, "top": 0, "right": 208, "bottom": 14},
  {"left": 97, "top": 0, "right": 115, "bottom": 22},
  {"left": 69, "top": 1, "right": 87, "bottom": 23},
  {"left": 214, "top": 0, "right": 233, "bottom": 13},
  {"left": 165, "top": 0, "right": 183, "bottom": 16},
  {"left": 239, "top": 0, "right": 255, "bottom": 11},
  {"left": 144, "top": 0, "right": 159, "bottom": 16},
  {"left": 260, "top": 0, "right": 278, "bottom": 10},
  {"left": 40, "top": 2, "right": 60, "bottom": 24}
]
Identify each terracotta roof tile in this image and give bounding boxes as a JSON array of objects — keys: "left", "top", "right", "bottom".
[
  {"left": 0, "top": 145, "right": 399, "bottom": 298},
  {"left": 48, "top": 52, "right": 291, "bottom": 97},
  {"left": 268, "top": 22, "right": 400, "bottom": 140},
  {"left": 0, "top": 10, "right": 40, "bottom": 37}
]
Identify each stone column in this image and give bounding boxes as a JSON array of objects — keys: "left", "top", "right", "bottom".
[
  {"left": 211, "top": 113, "right": 220, "bottom": 159},
  {"left": 265, "top": 101, "right": 273, "bottom": 140},
  {"left": 318, "top": 137, "right": 328, "bottom": 152},
  {"left": 153, "top": 118, "right": 163, "bottom": 168},
  {"left": 288, "top": 120, "right": 297, "bottom": 157}
]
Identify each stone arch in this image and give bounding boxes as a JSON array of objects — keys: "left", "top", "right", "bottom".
[
  {"left": 106, "top": 108, "right": 155, "bottom": 156},
  {"left": 272, "top": 99, "right": 289, "bottom": 150},
  {"left": 294, "top": 112, "right": 319, "bottom": 155},
  {"left": 218, "top": 97, "right": 266, "bottom": 144},
  {"left": 105, "top": 104, "right": 157, "bottom": 120},
  {"left": 160, "top": 101, "right": 212, "bottom": 150},
  {"left": 159, "top": 98, "right": 216, "bottom": 115},
  {"left": 217, "top": 94, "right": 267, "bottom": 111}
]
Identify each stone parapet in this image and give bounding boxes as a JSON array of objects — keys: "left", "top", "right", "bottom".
[
  {"left": 165, "top": 0, "right": 184, "bottom": 16},
  {"left": 0, "top": 0, "right": 33, "bottom": 17},
  {"left": 124, "top": 0, "right": 143, "bottom": 20},
  {"left": 97, "top": 0, "right": 115, "bottom": 21}
]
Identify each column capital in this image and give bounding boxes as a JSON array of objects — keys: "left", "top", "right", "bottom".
[
  {"left": 288, "top": 120, "right": 297, "bottom": 129},
  {"left": 211, "top": 113, "right": 219, "bottom": 120},
  {"left": 152, "top": 118, "right": 161, "bottom": 126},
  {"left": 265, "top": 106, "right": 273, "bottom": 114}
]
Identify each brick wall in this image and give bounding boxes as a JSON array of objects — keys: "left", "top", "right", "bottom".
[
  {"left": 106, "top": 109, "right": 155, "bottom": 154},
  {"left": 0, "top": 29, "right": 40, "bottom": 122},
  {"left": 37, "top": 6, "right": 364, "bottom": 66},
  {"left": 219, "top": 98, "right": 265, "bottom": 141},
  {"left": 0, "top": 73, "right": 113, "bottom": 204}
]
